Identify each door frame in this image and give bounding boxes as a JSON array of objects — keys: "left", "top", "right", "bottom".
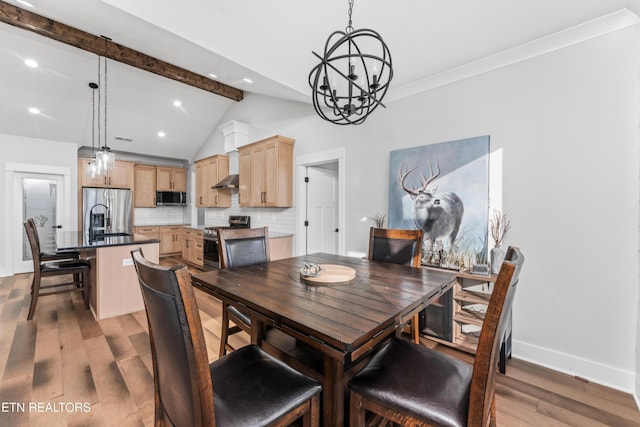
[
  {"left": 296, "top": 147, "right": 346, "bottom": 256},
  {"left": 4, "top": 162, "right": 73, "bottom": 276}
]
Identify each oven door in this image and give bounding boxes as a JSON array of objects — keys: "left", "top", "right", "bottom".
[{"left": 202, "top": 237, "right": 219, "bottom": 271}]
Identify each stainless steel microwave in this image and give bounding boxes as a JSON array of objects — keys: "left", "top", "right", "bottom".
[{"left": 156, "top": 191, "right": 187, "bottom": 206}]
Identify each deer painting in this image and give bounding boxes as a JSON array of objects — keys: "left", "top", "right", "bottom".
[{"left": 399, "top": 159, "right": 464, "bottom": 250}]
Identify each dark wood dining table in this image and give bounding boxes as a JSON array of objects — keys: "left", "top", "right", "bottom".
[{"left": 191, "top": 252, "right": 456, "bottom": 427}]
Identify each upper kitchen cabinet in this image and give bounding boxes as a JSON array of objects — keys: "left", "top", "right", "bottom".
[
  {"left": 195, "top": 155, "right": 230, "bottom": 208},
  {"left": 134, "top": 164, "right": 156, "bottom": 207},
  {"left": 239, "top": 135, "right": 294, "bottom": 207},
  {"left": 156, "top": 167, "right": 187, "bottom": 192},
  {"left": 78, "top": 158, "right": 134, "bottom": 189}
]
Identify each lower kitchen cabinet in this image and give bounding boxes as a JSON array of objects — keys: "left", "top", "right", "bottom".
[
  {"left": 159, "top": 226, "right": 183, "bottom": 255},
  {"left": 182, "top": 228, "right": 203, "bottom": 268},
  {"left": 269, "top": 235, "right": 293, "bottom": 261},
  {"left": 135, "top": 225, "right": 183, "bottom": 256}
]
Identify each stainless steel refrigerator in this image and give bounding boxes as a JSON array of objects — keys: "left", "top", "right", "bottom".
[{"left": 82, "top": 187, "right": 133, "bottom": 237}]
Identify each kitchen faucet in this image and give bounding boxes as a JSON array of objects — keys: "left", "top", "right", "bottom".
[{"left": 89, "top": 203, "right": 110, "bottom": 240}]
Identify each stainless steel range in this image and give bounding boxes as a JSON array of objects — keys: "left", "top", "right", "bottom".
[{"left": 202, "top": 215, "right": 250, "bottom": 271}]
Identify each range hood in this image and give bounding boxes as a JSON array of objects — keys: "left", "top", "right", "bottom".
[{"left": 213, "top": 174, "right": 239, "bottom": 189}]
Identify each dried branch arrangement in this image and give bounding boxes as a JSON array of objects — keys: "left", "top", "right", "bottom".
[{"left": 489, "top": 209, "right": 511, "bottom": 246}]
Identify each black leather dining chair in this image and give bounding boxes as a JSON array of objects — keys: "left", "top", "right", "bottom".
[
  {"left": 27, "top": 218, "right": 80, "bottom": 262},
  {"left": 217, "top": 226, "right": 270, "bottom": 357},
  {"left": 131, "top": 249, "right": 321, "bottom": 427},
  {"left": 24, "top": 219, "right": 90, "bottom": 320},
  {"left": 368, "top": 227, "right": 424, "bottom": 343},
  {"left": 349, "top": 246, "right": 524, "bottom": 427}
]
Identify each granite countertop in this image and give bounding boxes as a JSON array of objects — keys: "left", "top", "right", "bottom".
[{"left": 55, "top": 230, "right": 160, "bottom": 251}]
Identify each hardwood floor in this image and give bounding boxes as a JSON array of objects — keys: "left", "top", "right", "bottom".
[{"left": 1, "top": 256, "right": 638, "bottom": 426}]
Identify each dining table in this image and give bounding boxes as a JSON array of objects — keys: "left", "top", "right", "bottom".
[{"left": 191, "top": 252, "right": 456, "bottom": 427}]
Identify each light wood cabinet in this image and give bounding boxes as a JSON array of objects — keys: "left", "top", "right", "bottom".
[
  {"left": 159, "top": 226, "right": 183, "bottom": 254},
  {"left": 134, "top": 226, "right": 160, "bottom": 240},
  {"left": 134, "top": 165, "right": 156, "bottom": 207},
  {"left": 182, "top": 228, "right": 203, "bottom": 267},
  {"left": 156, "top": 167, "right": 187, "bottom": 192},
  {"left": 268, "top": 235, "right": 293, "bottom": 261},
  {"left": 238, "top": 135, "right": 294, "bottom": 207},
  {"left": 78, "top": 159, "right": 134, "bottom": 189},
  {"left": 195, "top": 155, "right": 230, "bottom": 208}
]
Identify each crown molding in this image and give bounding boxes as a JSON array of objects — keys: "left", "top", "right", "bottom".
[{"left": 387, "top": 8, "right": 640, "bottom": 102}]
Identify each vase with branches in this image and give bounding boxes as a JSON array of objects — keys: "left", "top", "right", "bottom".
[
  {"left": 489, "top": 209, "right": 511, "bottom": 274},
  {"left": 366, "top": 213, "right": 386, "bottom": 229}
]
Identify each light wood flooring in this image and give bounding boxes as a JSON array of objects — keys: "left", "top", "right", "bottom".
[{"left": 1, "top": 256, "right": 638, "bottom": 426}]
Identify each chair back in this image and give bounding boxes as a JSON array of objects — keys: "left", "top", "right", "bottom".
[
  {"left": 368, "top": 227, "right": 423, "bottom": 268},
  {"left": 131, "top": 249, "right": 215, "bottom": 427},
  {"left": 24, "top": 219, "right": 42, "bottom": 270},
  {"left": 468, "top": 246, "right": 524, "bottom": 426},
  {"left": 218, "top": 226, "right": 270, "bottom": 269}
]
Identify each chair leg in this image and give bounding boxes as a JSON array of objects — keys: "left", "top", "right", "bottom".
[
  {"left": 82, "top": 269, "right": 90, "bottom": 309},
  {"left": 27, "top": 273, "right": 40, "bottom": 321},
  {"left": 219, "top": 303, "right": 231, "bottom": 357},
  {"left": 349, "top": 391, "right": 366, "bottom": 427},
  {"left": 411, "top": 313, "right": 420, "bottom": 344}
]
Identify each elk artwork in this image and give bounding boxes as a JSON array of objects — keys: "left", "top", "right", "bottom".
[{"left": 399, "top": 159, "right": 464, "bottom": 251}]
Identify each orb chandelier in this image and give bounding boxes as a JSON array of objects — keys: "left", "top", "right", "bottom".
[{"left": 309, "top": 0, "right": 393, "bottom": 125}]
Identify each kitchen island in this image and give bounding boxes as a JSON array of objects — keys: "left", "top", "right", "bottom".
[{"left": 56, "top": 231, "right": 159, "bottom": 320}]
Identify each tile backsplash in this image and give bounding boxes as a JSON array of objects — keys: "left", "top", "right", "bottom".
[
  {"left": 134, "top": 206, "right": 187, "bottom": 226},
  {"left": 205, "top": 193, "right": 296, "bottom": 234}
]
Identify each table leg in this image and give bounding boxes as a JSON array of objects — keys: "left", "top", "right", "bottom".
[{"left": 323, "top": 356, "right": 345, "bottom": 427}]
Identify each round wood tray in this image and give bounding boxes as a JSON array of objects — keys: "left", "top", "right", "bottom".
[{"left": 299, "top": 264, "right": 356, "bottom": 286}]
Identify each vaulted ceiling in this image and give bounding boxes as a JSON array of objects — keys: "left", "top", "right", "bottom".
[{"left": 0, "top": 0, "right": 637, "bottom": 160}]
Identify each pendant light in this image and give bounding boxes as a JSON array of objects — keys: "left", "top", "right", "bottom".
[
  {"left": 95, "top": 36, "right": 115, "bottom": 173},
  {"left": 309, "top": 0, "right": 393, "bottom": 125},
  {"left": 87, "top": 82, "right": 100, "bottom": 178}
]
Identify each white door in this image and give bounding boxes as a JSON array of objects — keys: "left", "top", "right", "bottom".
[
  {"left": 305, "top": 164, "right": 339, "bottom": 254},
  {"left": 13, "top": 173, "right": 66, "bottom": 273}
]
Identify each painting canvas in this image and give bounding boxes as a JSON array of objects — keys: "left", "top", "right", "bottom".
[{"left": 388, "top": 136, "right": 490, "bottom": 268}]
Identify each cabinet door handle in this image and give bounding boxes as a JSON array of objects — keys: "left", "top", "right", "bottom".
[{"left": 215, "top": 195, "right": 218, "bottom": 205}]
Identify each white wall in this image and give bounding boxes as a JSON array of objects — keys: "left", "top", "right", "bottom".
[
  {"left": 196, "top": 25, "right": 640, "bottom": 392},
  {"left": 0, "top": 134, "right": 80, "bottom": 277}
]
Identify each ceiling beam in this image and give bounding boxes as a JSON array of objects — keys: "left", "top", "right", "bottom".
[{"left": 0, "top": 1, "right": 243, "bottom": 102}]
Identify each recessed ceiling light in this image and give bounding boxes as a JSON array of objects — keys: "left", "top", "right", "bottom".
[
  {"left": 17, "top": 0, "right": 34, "bottom": 7},
  {"left": 24, "top": 59, "right": 38, "bottom": 68},
  {"left": 243, "top": 78, "right": 253, "bottom": 84},
  {"left": 158, "top": 131, "right": 166, "bottom": 138},
  {"left": 173, "top": 100, "right": 182, "bottom": 107},
  {"left": 28, "top": 107, "right": 40, "bottom": 114},
  {"left": 208, "top": 73, "right": 217, "bottom": 78}
]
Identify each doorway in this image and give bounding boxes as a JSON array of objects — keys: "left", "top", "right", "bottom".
[
  {"left": 305, "top": 164, "right": 339, "bottom": 254},
  {"left": 296, "top": 147, "right": 346, "bottom": 256},
  {"left": 13, "top": 172, "right": 67, "bottom": 274}
]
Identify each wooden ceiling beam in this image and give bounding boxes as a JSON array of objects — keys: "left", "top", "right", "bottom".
[{"left": 0, "top": 1, "right": 243, "bottom": 101}]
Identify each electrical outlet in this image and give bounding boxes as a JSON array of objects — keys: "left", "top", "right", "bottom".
[{"left": 122, "top": 258, "right": 134, "bottom": 267}]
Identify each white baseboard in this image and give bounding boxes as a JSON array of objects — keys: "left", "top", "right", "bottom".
[
  {"left": 513, "top": 339, "right": 635, "bottom": 393},
  {"left": 0, "top": 268, "right": 10, "bottom": 278}
]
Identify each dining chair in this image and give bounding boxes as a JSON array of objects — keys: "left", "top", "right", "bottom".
[
  {"left": 368, "top": 227, "right": 424, "bottom": 343},
  {"left": 131, "top": 249, "right": 321, "bottom": 427},
  {"left": 24, "top": 219, "right": 90, "bottom": 320},
  {"left": 27, "top": 218, "right": 80, "bottom": 262},
  {"left": 217, "top": 226, "right": 270, "bottom": 357},
  {"left": 349, "top": 246, "right": 524, "bottom": 427}
]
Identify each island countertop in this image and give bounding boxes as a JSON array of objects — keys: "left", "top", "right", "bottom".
[{"left": 55, "top": 230, "right": 160, "bottom": 251}]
